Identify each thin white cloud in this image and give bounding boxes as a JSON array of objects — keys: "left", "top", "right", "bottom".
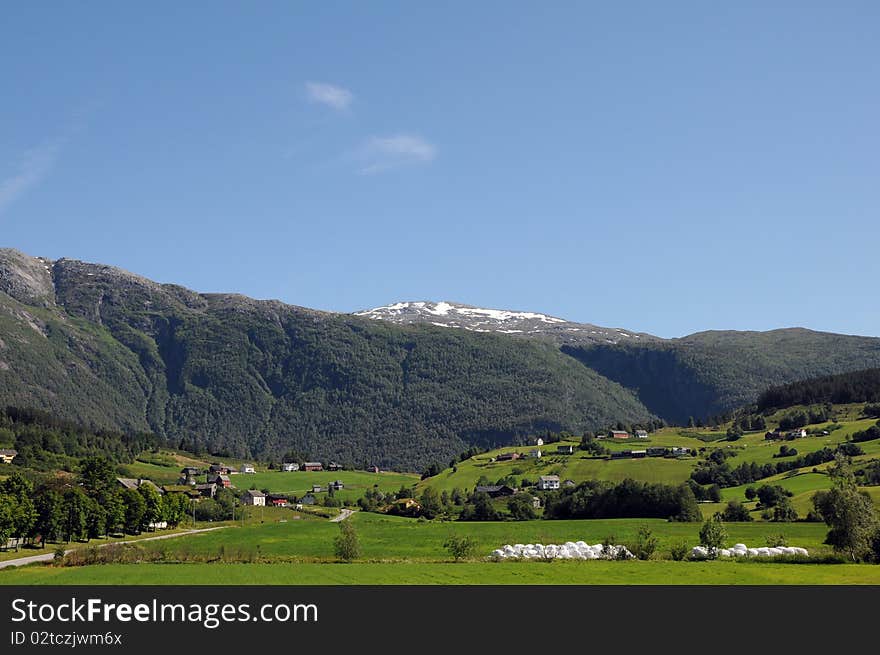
[
  {"left": 0, "top": 142, "right": 61, "bottom": 216},
  {"left": 357, "top": 134, "right": 437, "bottom": 174},
  {"left": 305, "top": 81, "right": 354, "bottom": 110}
]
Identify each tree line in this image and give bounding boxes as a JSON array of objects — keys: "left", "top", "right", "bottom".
[
  {"left": 0, "top": 456, "right": 191, "bottom": 550},
  {"left": 756, "top": 367, "right": 880, "bottom": 412}
]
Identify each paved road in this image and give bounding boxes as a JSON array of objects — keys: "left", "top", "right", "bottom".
[
  {"left": 330, "top": 509, "right": 355, "bottom": 522},
  {"left": 0, "top": 527, "right": 227, "bottom": 570}
]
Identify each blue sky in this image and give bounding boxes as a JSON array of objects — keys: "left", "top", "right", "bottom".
[{"left": 1, "top": 2, "right": 878, "bottom": 338}]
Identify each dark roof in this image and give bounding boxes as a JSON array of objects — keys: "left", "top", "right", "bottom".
[
  {"left": 0, "top": 449, "right": 18, "bottom": 457},
  {"left": 245, "top": 489, "right": 266, "bottom": 497}
]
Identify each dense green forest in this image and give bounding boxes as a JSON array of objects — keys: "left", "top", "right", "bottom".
[
  {"left": 0, "top": 406, "right": 159, "bottom": 472},
  {"left": 564, "top": 330, "right": 880, "bottom": 424},
  {"left": 756, "top": 367, "right": 880, "bottom": 411},
  {"left": 4, "top": 247, "right": 880, "bottom": 471},
  {"left": 0, "top": 249, "right": 652, "bottom": 471}
]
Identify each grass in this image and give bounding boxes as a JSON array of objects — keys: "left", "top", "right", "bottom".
[
  {"left": 234, "top": 469, "right": 419, "bottom": 502},
  {"left": 79, "top": 513, "right": 835, "bottom": 562},
  {"left": 4, "top": 560, "right": 880, "bottom": 585}
]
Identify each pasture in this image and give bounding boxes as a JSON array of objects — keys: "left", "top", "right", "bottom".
[{"left": 4, "top": 559, "right": 880, "bottom": 585}]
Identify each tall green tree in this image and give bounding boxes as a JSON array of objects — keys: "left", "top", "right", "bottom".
[
  {"left": 122, "top": 488, "right": 146, "bottom": 534},
  {"left": 62, "top": 487, "right": 89, "bottom": 542},
  {"left": 811, "top": 454, "right": 879, "bottom": 561},
  {"left": 698, "top": 516, "right": 727, "bottom": 559},
  {"left": 33, "top": 489, "right": 64, "bottom": 545},
  {"left": 418, "top": 487, "right": 442, "bottom": 519},
  {"left": 138, "top": 484, "right": 164, "bottom": 530}
]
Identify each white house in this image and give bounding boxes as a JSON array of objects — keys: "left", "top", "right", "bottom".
[
  {"left": 282, "top": 462, "right": 299, "bottom": 472},
  {"left": 242, "top": 463, "right": 256, "bottom": 474},
  {"left": 537, "top": 475, "right": 560, "bottom": 491},
  {"left": 786, "top": 429, "right": 808, "bottom": 439},
  {"left": 536, "top": 438, "right": 544, "bottom": 446},
  {"left": 243, "top": 489, "right": 266, "bottom": 506},
  {"left": 0, "top": 449, "right": 18, "bottom": 464},
  {"left": 635, "top": 430, "right": 649, "bottom": 439}
]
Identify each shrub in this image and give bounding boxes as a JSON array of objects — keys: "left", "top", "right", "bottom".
[
  {"left": 333, "top": 520, "right": 360, "bottom": 562},
  {"left": 765, "top": 533, "right": 788, "bottom": 547},
  {"left": 631, "top": 526, "right": 658, "bottom": 561},
  {"left": 443, "top": 534, "right": 477, "bottom": 561},
  {"left": 669, "top": 541, "right": 689, "bottom": 561}
]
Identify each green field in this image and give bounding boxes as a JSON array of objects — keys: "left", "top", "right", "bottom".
[
  {"left": 19, "top": 513, "right": 831, "bottom": 563},
  {"left": 4, "top": 560, "right": 880, "bottom": 585},
  {"left": 232, "top": 469, "right": 419, "bottom": 502}
]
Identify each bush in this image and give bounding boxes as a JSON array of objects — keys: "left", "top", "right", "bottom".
[
  {"left": 669, "top": 541, "right": 689, "bottom": 561},
  {"left": 333, "top": 520, "right": 360, "bottom": 562},
  {"left": 53, "top": 546, "right": 66, "bottom": 564},
  {"left": 443, "top": 534, "right": 477, "bottom": 561},
  {"left": 719, "top": 500, "right": 753, "bottom": 522},
  {"left": 631, "top": 526, "right": 658, "bottom": 560},
  {"left": 765, "top": 533, "right": 788, "bottom": 547}
]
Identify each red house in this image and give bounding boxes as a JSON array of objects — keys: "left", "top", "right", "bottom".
[
  {"left": 611, "top": 430, "right": 630, "bottom": 439},
  {"left": 302, "top": 462, "right": 323, "bottom": 472}
]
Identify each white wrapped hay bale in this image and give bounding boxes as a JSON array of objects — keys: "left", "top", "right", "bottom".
[{"left": 691, "top": 546, "right": 709, "bottom": 560}]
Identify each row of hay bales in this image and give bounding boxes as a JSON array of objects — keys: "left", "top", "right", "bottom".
[
  {"left": 490, "top": 542, "right": 635, "bottom": 560},
  {"left": 691, "top": 543, "right": 809, "bottom": 560}
]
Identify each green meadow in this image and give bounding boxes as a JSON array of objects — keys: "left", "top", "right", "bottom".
[{"left": 5, "top": 560, "right": 880, "bottom": 585}]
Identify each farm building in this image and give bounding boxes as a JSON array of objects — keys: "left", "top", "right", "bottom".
[
  {"left": 329, "top": 480, "right": 345, "bottom": 491},
  {"left": 495, "top": 452, "right": 521, "bottom": 462},
  {"left": 242, "top": 463, "right": 256, "bottom": 474},
  {"left": 282, "top": 462, "right": 299, "bottom": 472},
  {"left": 303, "top": 462, "right": 323, "bottom": 472},
  {"left": 116, "top": 478, "right": 163, "bottom": 494},
  {"left": 556, "top": 445, "right": 575, "bottom": 455},
  {"left": 0, "top": 449, "right": 18, "bottom": 464},
  {"left": 475, "top": 484, "right": 516, "bottom": 498},
  {"left": 162, "top": 485, "right": 202, "bottom": 500},
  {"left": 529, "top": 449, "right": 543, "bottom": 459},
  {"left": 311, "top": 484, "right": 324, "bottom": 493},
  {"left": 635, "top": 430, "right": 649, "bottom": 439},
  {"left": 242, "top": 489, "right": 266, "bottom": 506},
  {"left": 611, "top": 430, "right": 630, "bottom": 439},
  {"left": 268, "top": 495, "right": 289, "bottom": 507},
  {"left": 212, "top": 474, "right": 233, "bottom": 488},
  {"left": 195, "top": 483, "right": 218, "bottom": 498},
  {"left": 208, "top": 463, "right": 237, "bottom": 475},
  {"left": 178, "top": 467, "right": 201, "bottom": 485},
  {"left": 537, "top": 475, "right": 560, "bottom": 491},
  {"left": 328, "top": 462, "right": 344, "bottom": 471}
]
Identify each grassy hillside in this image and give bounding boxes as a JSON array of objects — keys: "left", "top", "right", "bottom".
[{"left": 417, "top": 410, "right": 880, "bottom": 517}]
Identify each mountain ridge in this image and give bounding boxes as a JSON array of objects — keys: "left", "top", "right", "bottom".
[{"left": 3, "top": 246, "right": 880, "bottom": 466}]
